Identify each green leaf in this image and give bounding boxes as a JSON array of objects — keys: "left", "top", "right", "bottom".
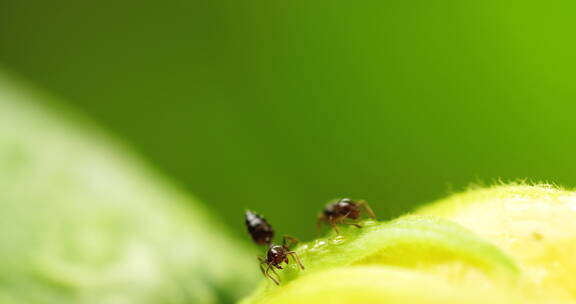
[{"left": 0, "top": 70, "right": 258, "bottom": 303}]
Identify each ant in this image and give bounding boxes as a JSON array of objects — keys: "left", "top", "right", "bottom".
[
  {"left": 245, "top": 210, "right": 274, "bottom": 246},
  {"left": 245, "top": 210, "right": 304, "bottom": 285},
  {"left": 317, "top": 198, "right": 376, "bottom": 235},
  {"left": 258, "top": 236, "right": 304, "bottom": 285}
]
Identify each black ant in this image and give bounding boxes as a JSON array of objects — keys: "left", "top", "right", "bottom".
[
  {"left": 258, "top": 236, "right": 304, "bottom": 285},
  {"left": 245, "top": 210, "right": 304, "bottom": 285},
  {"left": 245, "top": 210, "right": 274, "bottom": 246},
  {"left": 317, "top": 198, "right": 376, "bottom": 235}
]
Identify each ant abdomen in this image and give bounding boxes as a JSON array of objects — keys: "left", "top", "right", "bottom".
[{"left": 245, "top": 210, "right": 274, "bottom": 246}]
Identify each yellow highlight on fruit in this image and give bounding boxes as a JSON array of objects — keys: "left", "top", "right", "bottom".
[
  {"left": 419, "top": 184, "right": 576, "bottom": 302},
  {"left": 259, "top": 266, "right": 521, "bottom": 304}
]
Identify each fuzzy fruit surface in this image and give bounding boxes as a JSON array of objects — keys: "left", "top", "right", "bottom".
[{"left": 242, "top": 184, "right": 576, "bottom": 304}]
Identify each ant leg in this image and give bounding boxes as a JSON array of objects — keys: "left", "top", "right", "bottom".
[
  {"left": 271, "top": 265, "right": 282, "bottom": 274},
  {"left": 268, "top": 266, "right": 281, "bottom": 284},
  {"left": 259, "top": 257, "right": 280, "bottom": 284},
  {"left": 340, "top": 212, "right": 361, "bottom": 228},
  {"left": 288, "top": 251, "right": 305, "bottom": 270},
  {"left": 357, "top": 200, "right": 376, "bottom": 219},
  {"left": 329, "top": 217, "right": 341, "bottom": 235},
  {"left": 282, "top": 235, "right": 299, "bottom": 248},
  {"left": 316, "top": 213, "right": 325, "bottom": 236},
  {"left": 342, "top": 222, "right": 362, "bottom": 228},
  {"left": 259, "top": 258, "right": 267, "bottom": 276},
  {"left": 265, "top": 265, "right": 280, "bottom": 285}
]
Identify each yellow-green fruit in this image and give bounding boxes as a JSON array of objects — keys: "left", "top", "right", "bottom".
[
  {"left": 418, "top": 184, "right": 576, "bottom": 302},
  {"left": 243, "top": 185, "right": 576, "bottom": 304},
  {"left": 242, "top": 216, "right": 521, "bottom": 304},
  {"left": 259, "top": 266, "right": 521, "bottom": 304}
]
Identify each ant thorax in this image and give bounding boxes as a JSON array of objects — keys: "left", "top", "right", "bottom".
[
  {"left": 325, "top": 198, "right": 360, "bottom": 219},
  {"left": 336, "top": 200, "right": 360, "bottom": 219}
]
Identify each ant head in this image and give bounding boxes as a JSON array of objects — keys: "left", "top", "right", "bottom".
[{"left": 267, "top": 245, "right": 287, "bottom": 264}]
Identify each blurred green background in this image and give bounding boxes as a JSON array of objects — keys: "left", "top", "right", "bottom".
[{"left": 1, "top": 0, "right": 576, "bottom": 240}]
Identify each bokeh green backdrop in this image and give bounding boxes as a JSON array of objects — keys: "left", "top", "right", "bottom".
[{"left": 1, "top": 0, "right": 576, "bottom": 240}]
